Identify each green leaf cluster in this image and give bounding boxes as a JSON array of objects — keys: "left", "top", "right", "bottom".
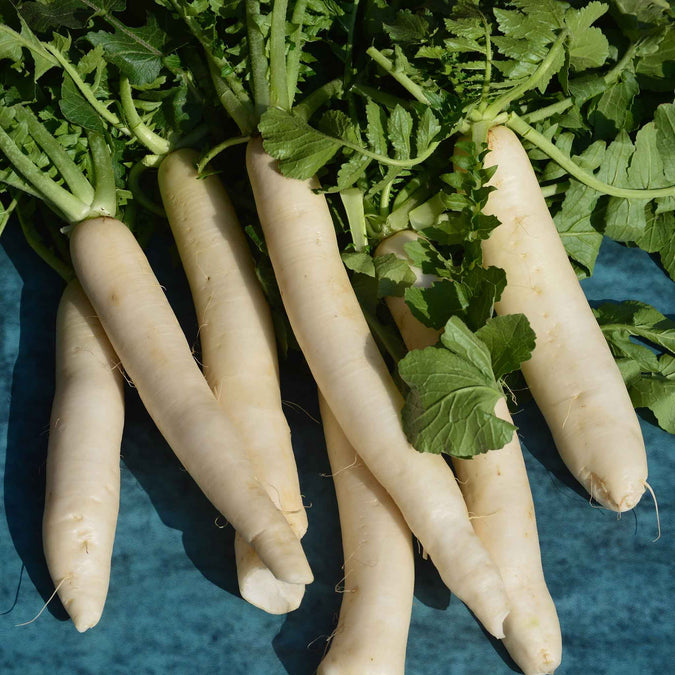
[
  {"left": 595, "top": 300, "right": 675, "bottom": 433},
  {"left": 259, "top": 101, "right": 444, "bottom": 192},
  {"left": 399, "top": 314, "right": 535, "bottom": 458}
]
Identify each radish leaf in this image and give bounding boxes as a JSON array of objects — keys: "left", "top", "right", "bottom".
[
  {"left": 399, "top": 316, "right": 517, "bottom": 458},
  {"left": 475, "top": 314, "right": 536, "bottom": 381}
]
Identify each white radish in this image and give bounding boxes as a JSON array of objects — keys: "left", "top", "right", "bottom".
[
  {"left": 158, "top": 149, "right": 307, "bottom": 613},
  {"left": 43, "top": 279, "right": 124, "bottom": 632},
  {"left": 246, "top": 138, "right": 509, "bottom": 638},
  {"left": 317, "top": 393, "right": 414, "bottom": 675},
  {"left": 378, "top": 229, "right": 562, "bottom": 675},
  {"left": 69, "top": 216, "right": 312, "bottom": 585},
  {"left": 481, "top": 126, "right": 647, "bottom": 512}
]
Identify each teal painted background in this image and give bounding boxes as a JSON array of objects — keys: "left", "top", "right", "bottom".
[{"left": 1, "top": 222, "right": 673, "bottom": 674}]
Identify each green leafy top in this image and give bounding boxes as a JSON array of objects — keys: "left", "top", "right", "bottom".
[
  {"left": 0, "top": 1, "right": 181, "bottom": 274},
  {"left": 151, "top": 0, "right": 350, "bottom": 137},
  {"left": 595, "top": 300, "right": 675, "bottom": 434},
  {"left": 255, "top": 0, "right": 675, "bottom": 448}
]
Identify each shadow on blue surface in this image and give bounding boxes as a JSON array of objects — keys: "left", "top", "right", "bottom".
[
  {"left": 2, "top": 223, "right": 68, "bottom": 623},
  {"left": 272, "top": 353, "right": 343, "bottom": 675},
  {"left": 119, "top": 389, "right": 242, "bottom": 597},
  {"left": 512, "top": 401, "right": 590, "bottom": 503}
]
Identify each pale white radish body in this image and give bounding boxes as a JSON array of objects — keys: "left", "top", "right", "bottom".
[
  {"left": 481, "top": 126, "right": 647, "bottom": 512},
  {"left": 317, "top": 393, "right": 414, "bottom": 675},
  {"left": 43, "top": 279, "right": 124, "bottom": 632},
  {"left": 378, "top": 229, "right": 562, "bottom": 675},
  {"left": 69, "top": 216, "right": 312, "bottom": 585},
  {"left": 247, "top": 138, "right": 509, "bottom": 638},
  {"left": 158, "top": 149, "right": 306, "bottom": 613}
]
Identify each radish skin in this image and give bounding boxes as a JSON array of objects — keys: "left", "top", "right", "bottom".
[
  {"left": 317, "top": 393, "right": 414, "bottom": 675},
  {"left": 69, "top": 216, "right": 312, "bottom": 585},
  {"left": 43, "top": 280, "right": 124, "bottom": 632},
  {"left": 481, "top": 126, "right": 647, "bottom": 512},
  {"left": 247, "top": 138, "right": 509, "bottom": 638},
  {"left": 158, "top": 149, "right": 306, "bottom": 613},
  {"left": 378, "top": 230, "right": 562, "bottom": 675}
]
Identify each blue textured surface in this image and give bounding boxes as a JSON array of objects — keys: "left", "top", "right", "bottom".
[{"left": 1, "top": 222, "right": 673, "bottom": 674}]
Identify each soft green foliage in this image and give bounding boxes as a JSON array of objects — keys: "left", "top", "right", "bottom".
[
  {"left": 550, "top": 103, "right": 675, "bottom": 278},
  {"left": 595, "top": 301, "right": 675, "bottom": 432},
  {"left": 341, "top": 250, "right": 417, "bottom": 299},
  {"left": 87, "top": 15, "right": 169, "bottom": 86},
  {"left": 552, "top": 141, "right": 605, "bottom": 276},
  {"left": 474, "top": 314, "right": 536, "bottom": 381},
  {"left": 398, "top": 316, "right": 524, "bottom": 458},
  {"left": 629, "top": 355, "right": 675, "bottom": 434},
  {"left": 259, "top": 102, "right": 443, "bottom": 190}
]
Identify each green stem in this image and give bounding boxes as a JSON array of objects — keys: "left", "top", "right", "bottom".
[
  {"left": 392, "top": 175, "right": 428, "bottom": 210},
  {"left": 45, "top": 43, "right": 128, "bottom": 134},
  {"left": 340, "top": 138, "right": 441, "bottom": 169},
  {"left": 484, "top": 30, "right": 567, "bottom": 119},
  {"left": 366, "top": 47, "right": 431, "bottom": 105},
  {"left": 0, "top": 125, "right": 89, "bottom": 223},
  {"left": 134, "top": 100, "right": 163, "bottom": 112},
  {"left": 196, "top": 136, "right": 252, "bottom": 175},
  {"left": 343, "top": 0, "right": 361, "bottom": 90},
  {"left": 479, "top": 14, "right": 493, "bottom": 107},
  {"left": 246, "top": 0, "right": 270, "bottom": 115},
  {"left": 47, "top": 210, "right": 71, "bottom": 261},
  {"left": 208, "top": 59, "right": 257, "bottom": 135},
  {"left": 507, "top": 113, "right": 675, "bottom": 199},
  {"left": 521, "top": 98, "right": 573, "bottom": 124},
  {"left": 340, "top": 188, "right": 368, "bottom": 251},
  {"left": 119, "top": 77, "right": 171, "bottom": 156},
  {"left": 471, "top": 120, "right": 492, "bottom": 148},
  {"left": 286, "top": 0, "right": 309, "bottom": 105},
  {"left": 270, "top": 0, "right": 290, "bottom": 109},
  {"left": 604, "top": 42, "right": 638, "bottom": 86},
  {"left": 16, "top": 205, "right": 74, "bottom": 282},
  {"left": 380, "top": 180, "right": 394, "bottom": 216},
  {"left": 87, "top": 132, "right": 117, "bottom": 217},
  {"left": 540, "top": 181, "right": 569, "bottom": 198},
  {"left": 352, "top": 84, "right": 411, "bottom": 110},
  {"left": 1, "top": 169, "right": 46, "bottom": 200},
  {"left": 386, "top": 184, "right": 434, "bottom": 233},
  {"left": 408, "top": 193, "right": 446, "bottom": 231},
  {"left": 363, "top": 309, "right": 407, "bottom": 363},
  {"left": 13, "top": 106, "right": 95, "bottom": 204},
  {"left": 519, "top": 45, "right": 638, "bottom": 126},
  {"left": 0, "top": 196, "right": 18, "bottom": 238},
  {"left": 293, "top": 78, "right": 344, "bottom": 121},
  {"left": 129, "top": 161, "right": 165, "bottom": 218}
]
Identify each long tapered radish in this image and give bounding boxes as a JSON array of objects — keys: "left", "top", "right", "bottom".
[
  {"left": 246, "top": 138, "right": 509, "bottom": 638},
  {"left": 43, "top": 280, "right": 124, "bottom": 632},
  {"left": 480, "top": 126, "right": 647, "bottom": 512},
  {"left": 158, "top": 149, "right": 306, "bottom": 613},
  {"left": 317, "top": 393, "right": 414, "bottom": 675},
  {"left": 378, "top": 229, "right": 562, "bottom": 675},
  {"left": 69, "top": 216, "right": 312, "bottom": 585}
]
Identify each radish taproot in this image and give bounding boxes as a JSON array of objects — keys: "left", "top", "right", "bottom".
[
  {"left": 158, "top": 149, "right": 307, "bottom": 612},
  {"left": 43, "top": 280, "right": 124, "bottom": 632},
  {"left": 317, "top": 393, "right": 414, "bottom": 675},
  {"left": 69, "top": 215, "right": 312, "bottom": 585},
  {"left": 481, "top": 126, "right": 648, "bottom": 512},
  {"left": 247, "top": 137, "right": 510, "bottom": 638},
  {"left": 378, "top": 229, "right": 562, "bottom": 675}
]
